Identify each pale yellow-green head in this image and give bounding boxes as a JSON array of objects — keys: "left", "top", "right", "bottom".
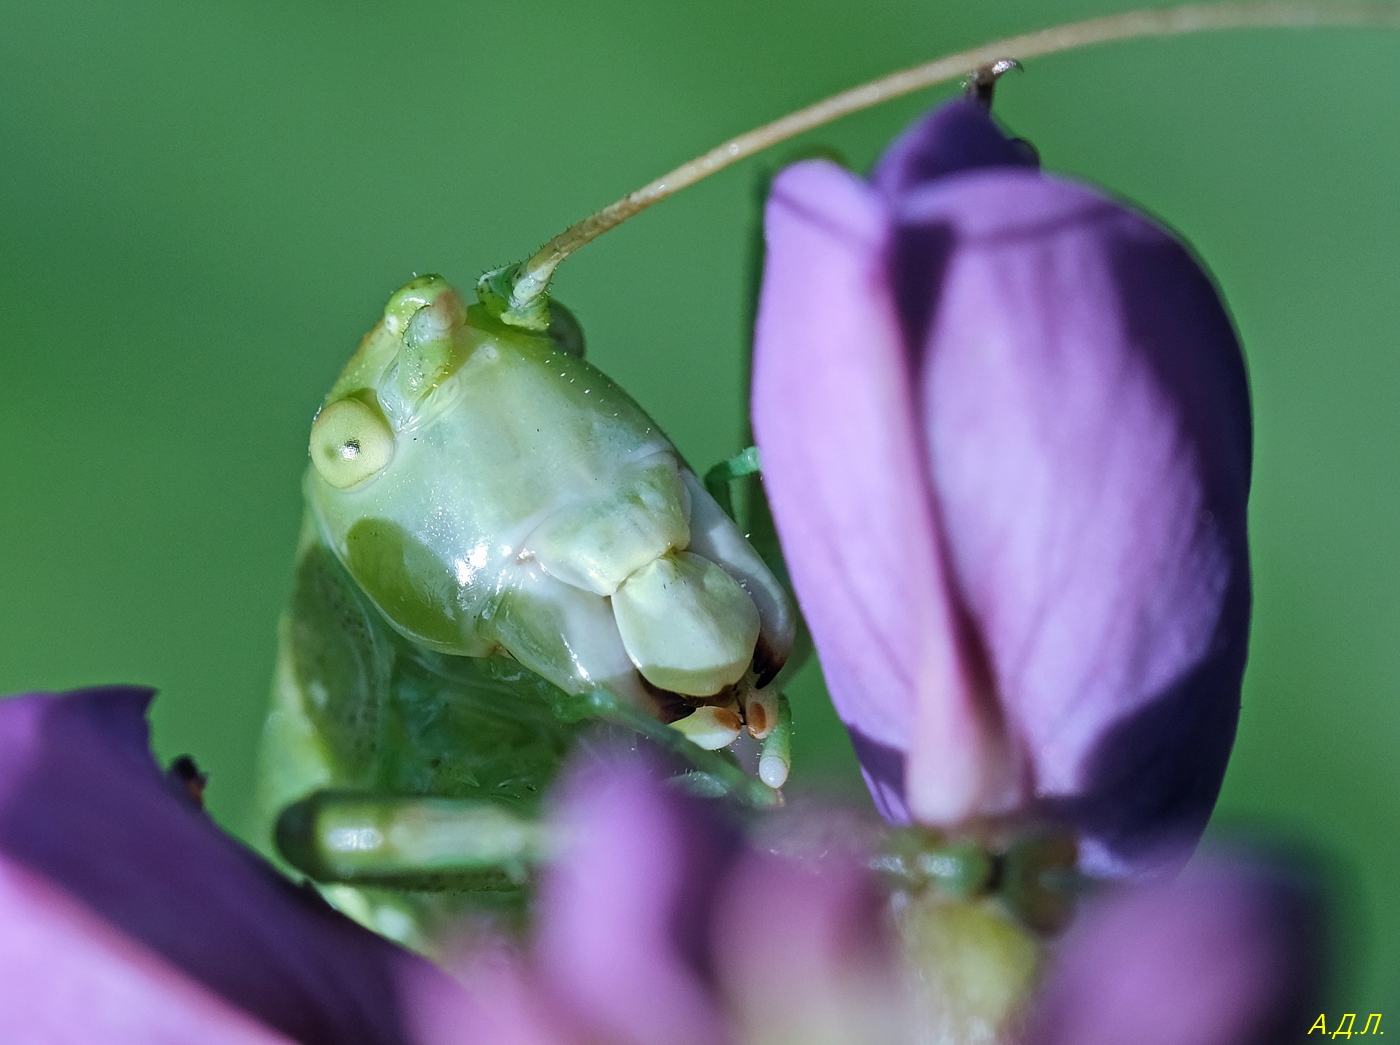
[{"left": 305, "top": 275, "right": 795, "bottom": 728}]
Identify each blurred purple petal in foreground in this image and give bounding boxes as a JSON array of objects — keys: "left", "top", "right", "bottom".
[
  {"left": 413, "top": 753, "right": 907, "bottom": 1045},
  {"left": 0, "top": 690, "right": 1319, "bottom": 1045},
  {"left": 0, "top": 857, "right": 290, "bottom": 1044},
  {"left": 0, "top": 687, "right": 448, "bottom": 1044},
  {"left": 1028, "top": 857, "right": 1325, "bottom": 1045},
  {"left": 752, "top": 97, "right": 1252, "bottom": 874},
  {"left": 412, "top": 753, "right": 1320, "bottom": 1045}
]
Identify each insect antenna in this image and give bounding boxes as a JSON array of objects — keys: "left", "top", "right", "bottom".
[{"left": 487, "top": 0, "right": 1400, "bottom": 327}]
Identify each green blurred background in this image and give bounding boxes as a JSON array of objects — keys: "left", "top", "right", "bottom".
[{"left": 2, "top": 0, "right": 1397, "bottom": 1014}]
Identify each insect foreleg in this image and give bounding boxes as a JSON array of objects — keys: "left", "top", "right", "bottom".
[{"left": 275, "top": 791, "right": 546, "bottom": 887}]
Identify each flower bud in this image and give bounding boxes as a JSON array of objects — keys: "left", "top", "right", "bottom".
[{"left": 752, "top": 98, "right": 1252, "bottom": 874}]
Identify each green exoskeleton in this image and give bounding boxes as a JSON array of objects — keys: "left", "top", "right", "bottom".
[
  {"left": 256, "top": 273, "right": 796, "bottom": 949},
  {"left": 250, "top": 50, "right": 1071, "bottom": 960}
]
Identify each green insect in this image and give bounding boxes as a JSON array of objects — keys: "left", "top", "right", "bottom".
[
  {"left": 248, "top": 55, "right": 1058, "bottom": 956},
  {"left": 255, "top": 271, "right": 797, "bottom": 949}
]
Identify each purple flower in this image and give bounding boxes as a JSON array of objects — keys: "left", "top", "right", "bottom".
[
  {"left": 409, "top": 752, "right": 1320, "bottom": 1045},
  {"left": 1026, "top": 856, "right": 1324, "bottom": 1045},
  {"left": 0, "top": 687, "right": 450, "bottom": 1043},
  {"left": 1, "top": 692, "right": 1312, "bottom": 1045},
  {"left": 411, "top": 753, "right": 907, "bottom": 1045},
  {"left": 751, "top": 97, "right": 1252, "bottom": 874}
]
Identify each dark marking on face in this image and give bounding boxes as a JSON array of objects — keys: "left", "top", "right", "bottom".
[{"left": 749, "top": 635, "right": 786, "bottom": 689}]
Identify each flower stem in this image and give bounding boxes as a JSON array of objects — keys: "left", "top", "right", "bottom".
[{"left": 504, "top": 0, "right": 1400, "bottom": 314}]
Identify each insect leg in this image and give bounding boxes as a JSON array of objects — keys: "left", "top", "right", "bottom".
[{"left": 275, "top": 790, "right": 546, "bottom": 887}]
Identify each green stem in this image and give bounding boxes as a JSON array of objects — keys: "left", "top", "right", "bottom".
[
  {"left": 503, "top": 0, "right": 1400, "bottom": 315},
  {"left": 703, "top": 445, "right": 761, "bottom": 520}
]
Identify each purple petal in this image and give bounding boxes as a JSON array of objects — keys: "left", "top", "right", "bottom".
[
  {"left": 1027, "top": 857, "right": 1324, "bottom": 1045},
  {"left": 871, "top": 96, "right": 1038, "bottom": 198},
  {"left": 407, "top": 946, "right": 580, "bottom": 1045},
  {"left": 712, "top": 846, "right": 905, "bottom": 1041},
  {"left": 755, "top": 95, "right": 1251, "bottom": 869},
  {"left": 895, "top": 170, "right": 1250, "bottom": 872},
  {"left": 534, "top": 754, "right": 734, "bottom": 1045},
  {"left": 751, "top": 160, "right": 1013, "bottom": 826},
  {"left": 0, "top": 688, "right": 451, "bottom": 1044},
  {"left": 0, "top": 855, "right": 292, "bottom": 1043}
]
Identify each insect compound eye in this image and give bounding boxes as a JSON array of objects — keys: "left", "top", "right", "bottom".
[{"left": 309, "top": 397, "right": 395, "bottom": 490}]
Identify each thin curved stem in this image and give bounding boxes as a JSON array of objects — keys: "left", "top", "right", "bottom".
[{"left": 508, "top": 0, "right": 1400, "bottom": 307}]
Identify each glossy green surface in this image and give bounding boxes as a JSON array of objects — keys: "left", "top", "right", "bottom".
[
  {"left": 3, "top": 0, "right": 1399, "bottom": 1010},
  {"left": 259, "top": 524, "right": 584, "bottom": 941},
  {"left": 263, "top": 271, "right": 793, "bottom": 941}
]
